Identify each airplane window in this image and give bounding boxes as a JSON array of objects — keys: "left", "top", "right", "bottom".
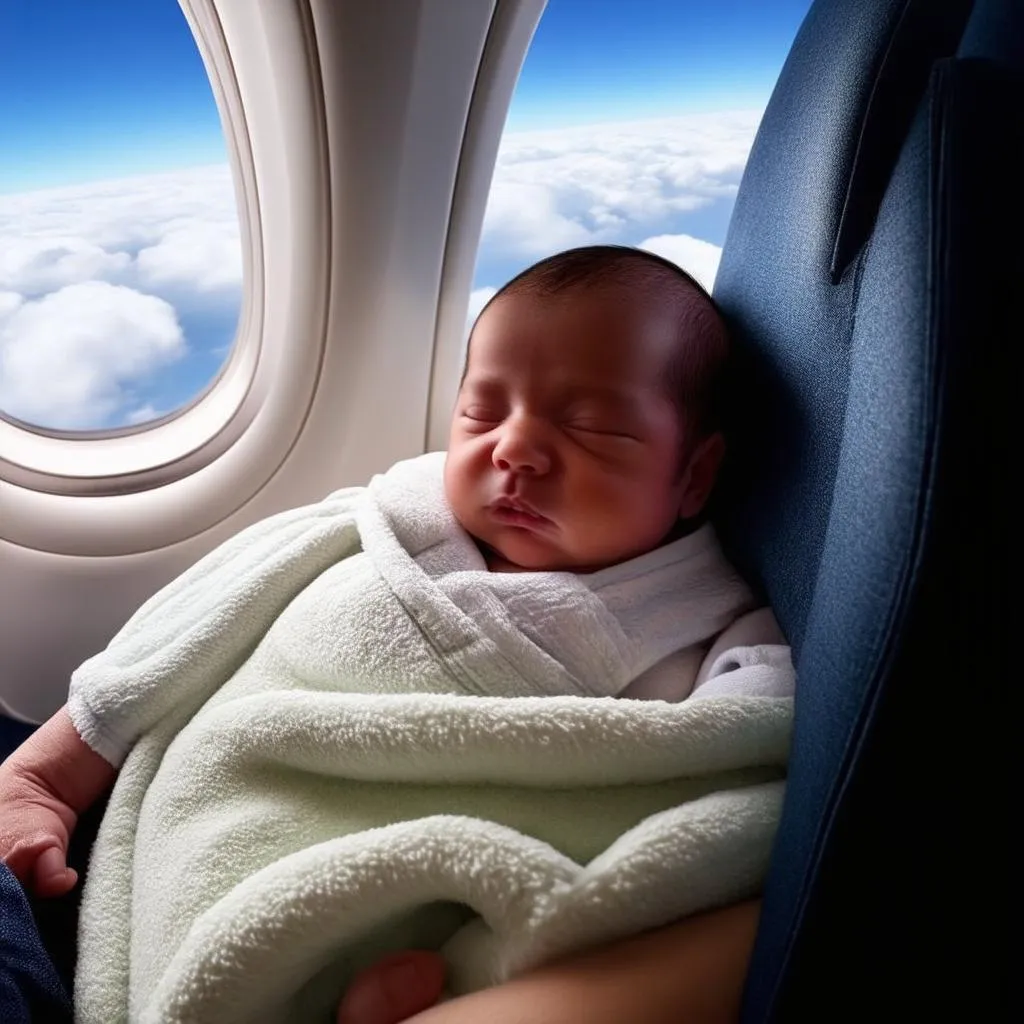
[
  {"left": 468, "top": 0, "right": 812, "bottom": 324},
  {"left": 0, "top": 1, "right": 242, "bottom": 434}
]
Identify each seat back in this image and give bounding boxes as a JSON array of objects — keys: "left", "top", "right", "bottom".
[{"left": 712, "top": 0, "right": 1018, "bottom": 1016}]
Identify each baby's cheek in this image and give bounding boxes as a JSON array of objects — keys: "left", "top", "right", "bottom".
[
  {"left": 576, "top": 480, "right": 672, "bottom": 546},
  {"left": 445, "top": 460, "right": 495, "bottom": 547},
  {"left": 443, "top": 451, "right": 473, "bottom": 504}
]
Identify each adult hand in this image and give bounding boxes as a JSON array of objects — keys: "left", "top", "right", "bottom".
[
  {"left": 336, "top": 900, "right": 760, "bottom": 1024},
  {"left": 0, "top": 761, "right": 79, "bottom": 898},
  {"left": 0, "top": 707, "right": 116, "bottom": 898},
  {"left": 336, "top": 951, "right": 446, "bottom": 1024}
]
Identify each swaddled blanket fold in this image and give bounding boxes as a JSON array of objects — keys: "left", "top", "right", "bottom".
[{"left": 72, "top": 453, "right": 794, "bottom": 1024}]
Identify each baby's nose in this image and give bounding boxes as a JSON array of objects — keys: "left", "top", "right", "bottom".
[{"left": 492, "top": 420, "right": 550, "bottom": 475}]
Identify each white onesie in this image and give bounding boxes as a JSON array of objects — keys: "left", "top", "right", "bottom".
[{"left": 580, "top": 530, "right": 794, "bottom": 702}]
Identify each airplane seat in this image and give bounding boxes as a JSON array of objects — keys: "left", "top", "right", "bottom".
[{"left": 711, "top": 0, "right": 1017, "bottom": 1018}]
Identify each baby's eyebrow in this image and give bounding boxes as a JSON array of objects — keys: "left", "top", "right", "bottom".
[
  {"left": 458, "top": 376, "right": 505, "bottom": 394},
  {"left": 559, "top": 386, "right": 642, "bottom": 411},
  {"left": 459, "top": 379, "right": 646, "bottom": 416}
]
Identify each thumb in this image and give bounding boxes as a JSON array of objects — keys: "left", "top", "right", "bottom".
[
  {"left": 31, "top": 843, "right": 78, "bottom": 898},
  {"left": 337, "top": 951, "right": 446, "bottom": 1024}
]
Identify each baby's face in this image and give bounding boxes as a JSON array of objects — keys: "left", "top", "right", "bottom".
[{"left": 445, "top": 287, "right": 697, "bottom": 573}]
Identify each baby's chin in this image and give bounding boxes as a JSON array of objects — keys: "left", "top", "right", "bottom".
[
  {"left": 471, "top": 530, "right": 573, "bottom": 574},
  {"left": 476, "top": 532, "right": 631, "bottom": 575},
  {"left": 484, "top": 548, "right": 568, "bottom": 573},
  {"left": 451, "top": 506, "right": 645, "bottom": 574}
]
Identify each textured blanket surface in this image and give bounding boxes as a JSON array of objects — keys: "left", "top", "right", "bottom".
[{"left": 72, "top": 455, "right": 793, "bottom": 1024}]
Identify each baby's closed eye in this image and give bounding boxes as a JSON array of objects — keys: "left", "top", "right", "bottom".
[
  {"left": 564, "top": 419, "right": 641, "bottom": 441},
  {"left": 462, "top": 406, "right": 502, "bottom": 421}
]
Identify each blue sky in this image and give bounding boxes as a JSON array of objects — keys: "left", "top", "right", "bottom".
[
  {"left": 0, "top": 0, "right": 810, "bottom": 192},
  {"left": 508, "top": 0, "right": 811, "bottom": 129},
  {"left": 0, "top": 0, "right": 811, "bottom": 430},
  {"left": 0, "top": 1, "right": 226, "bottom": 194}
]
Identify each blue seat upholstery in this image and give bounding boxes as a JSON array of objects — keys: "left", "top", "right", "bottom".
[{"left": 714, "top": 0, "right": 1017, "bottom": 1017}]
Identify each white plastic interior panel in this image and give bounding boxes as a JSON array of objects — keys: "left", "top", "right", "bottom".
[
  {"left": 0, "top": 0, "right": 544, "bottom": 723},
  {"left": 426, "top": 0, "right": 546, "bottom": 452}
]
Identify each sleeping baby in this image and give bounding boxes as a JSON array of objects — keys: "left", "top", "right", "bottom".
[{"left": 0, "top": 245, "right": 794, "bottom": 1024}]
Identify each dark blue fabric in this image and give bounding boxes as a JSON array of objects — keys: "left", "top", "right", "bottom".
[
  {"left": 0, "top": 861, "right": 71, "bottom": 1023},
  {"left": 0, "top": 717, "right": 35, "bottom": 760},
  {"left": 712, "top": 0, "right": 975, "bottom": 654},
  {"left": 713, "top": 0, "right": 1016, "bottom": 1018}
]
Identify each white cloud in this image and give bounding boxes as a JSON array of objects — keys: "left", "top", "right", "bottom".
[
  {"left": 0, "top": 291, "right": 22, "bottom": 319},
  {"left": 638, "top": 233, "right": 723, "bottom": 292},
  {"left": 124, "top": 403, "right": 164, "bottom": 425},
  {"left": 483, "top": 181, "right": 593, "bottom": 257},
  {"left": 0, "top": 164, "right": 240, "bottom": 428},
  {"left": 0, "top": 281, "right": 185, "bottom": 429},
  {"left": 136, "top": 217, "right": 242, "bottom": 294},
  {"left": 0, "top": 165, "right": 241, "bottom": 304},
  {"left": 0, "top": 237, "right": 131, "bottom": 295},
  {"left": 482, "top": 111, "right": 759, "bottom": 257},
  {"left": 0, "top": 165, "right": 239, "bottom": 261}
]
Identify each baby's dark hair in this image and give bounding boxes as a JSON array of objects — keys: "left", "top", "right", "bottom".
[{"left": 471, "top": 245, "right": 730, "bottom": 437}]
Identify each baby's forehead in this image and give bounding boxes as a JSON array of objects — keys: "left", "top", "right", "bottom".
[
  {"left": 462, "top": 325, "right": 683, "bottom": 420},
  {"left": 485, "top": 282, "right": 686, "bottom": 339},
  {"left": 463, "top": 369, "right": 642, "bottom": 406},
  {"left": 497, "top": 277, "right": 677, "bottom": 313}
]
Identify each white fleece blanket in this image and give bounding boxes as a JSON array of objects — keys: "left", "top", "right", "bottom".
[{"left": 72, "top": 454, "right": 794, "bottom": 1024}]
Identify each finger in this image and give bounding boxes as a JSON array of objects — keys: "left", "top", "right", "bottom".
[
  {"left": 337, "top": 951, "right": 446, "bottom": 1024},
  {"left": 2, "top": 839, "right": 60, "bottom": 888},
  {"left": 31, "top": 844, "right": 78, "bottom": 898},
  {"left": 0, "top": 843, "right": 37, "bottom": 885}
]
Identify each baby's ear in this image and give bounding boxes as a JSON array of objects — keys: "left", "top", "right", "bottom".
[{"left": 677, "top": 432, "right": 726, "bottom": 519}]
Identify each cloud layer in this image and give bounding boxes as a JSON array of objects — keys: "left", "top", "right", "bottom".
[
  {"left": 0, "top": 165, "right": 240, "bottom": 429},
  {"left": 638, "top": 232, "right": 723, "bottom": 292},
  {"left": 0, "top": 282, "right": 185, "bottom": 429},
  {"left": 1, "top": 111, "right": 759, "bottom": 430},
  {"left": 480, "top": 111, "right": 757, "bottom": 261}
]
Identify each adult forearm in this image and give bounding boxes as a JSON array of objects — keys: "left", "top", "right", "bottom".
[{"left": 406, "top": 899, "right": 761, "bottom": 1024}]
